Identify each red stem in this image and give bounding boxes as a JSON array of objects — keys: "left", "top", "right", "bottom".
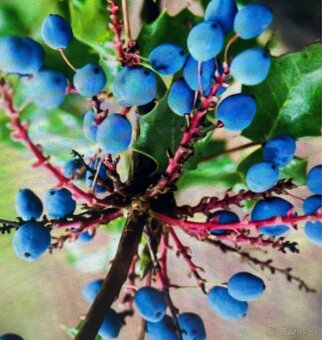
[
  {"left": 53, "top": 209, "right": 122, "bottom": 229},
  {"left": 168, "top": 227, "right": 206, "bottom": 292},
  {"left": 147, "top": 80, "right": 226, "bottom": 197},
  {"left": 175, "top": 179, "right": 296, "bottom": 217},
  {"left": 153, "top": 210, "right": 322, "bottom": 237},
  {"left": 0, "top": 79, "right": 109, "bottom": 207}
]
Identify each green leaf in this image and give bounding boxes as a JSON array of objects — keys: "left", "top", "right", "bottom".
[
  {"left": 177, "top": 156, "right": 243, "bottom": 190},
  {"left": 237, "top": 148, "right": 308, "bottom": 185},
  {"left": 280, "top": 157, "right": 307, "bottom": 185},
  {"left": 138, "top": 243, "right": 153, "bottom": 280},
  {"left": 133, "top": 95, "right": 185, "bottom": 172},
  {"left": 104, "top": 216, "right": 126, "bottom": 233},
  {"left": 183, "top": 132, "right": 226, "bottom": 171},
  {"left": 242, "top": 43, "right": 322, "bottom": 142},
  {"left": 69, "top": 0, "right": 112, "bottom": 49},
  {"left": 137, "top": 9, "right": 200, "bottom": 57},
  {"left": 62, "top": 322, "right": 102, "bottom": 340}
]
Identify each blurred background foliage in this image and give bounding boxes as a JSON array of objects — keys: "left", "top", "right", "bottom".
[{"left": 0, "top": 0, "right": 321, "bottom": 339}]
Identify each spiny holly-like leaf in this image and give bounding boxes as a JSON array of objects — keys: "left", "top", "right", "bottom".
[
  {"left": 133, "top": 95, "right": 185, "bottom": 173},
  {"left": 69, "top": 0, "right": 112, "bottom": 49},
  {"left": 279, "top": 157, "right": 307, "bottom": 185},
  {"left": 242, "top": 43, "right": 322, "bottom": 142},
  {"left": 237, "top": 147, "right": 307, "bottom": 185},
  {"left": 137, "top": 9, "right": 200, "bottom": 57},
  {"left": 177, "top": 156, "right": 243, "bottom": 190}
]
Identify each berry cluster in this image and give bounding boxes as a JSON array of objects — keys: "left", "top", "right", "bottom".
[{"left": 0, "top": 0, "right": 321, "bottom": 339}]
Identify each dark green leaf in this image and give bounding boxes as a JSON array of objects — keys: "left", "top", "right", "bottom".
[
  {"left": 177, "top": 156, "right": 243, "bottom": 190},
  {"left": 133, "top": 95, "right": 185, "bottom": 172},
  {"left": 280, "top": 157, "right": 307, "bottom": 185},
  {"left": 242, "top": 43, "right": 322, "bottom": 142},
  {"left": 69, "top": 0, "right": 112, "bottom": 49},
  {"left": 137, "top": 9, "right": 201, "bottom": 57}
]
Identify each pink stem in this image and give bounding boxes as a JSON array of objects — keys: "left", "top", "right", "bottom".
[
  {"left": 153, "top": 210, "right": 322, "bottom": 238},
  {"left": 168, "top": 227, "right": 206, "bottom": 291},
  {"left": 0, "top": 79, "right": 109, "bottom": 207},
  {"left": 53, "top": 209, "right": 122, "bottom": 229},
  {"left": 147, "top": 80, "right": 226, "bottom": 197},
  {"left": 175, "top": 179, "right": 296, "bottom": 217}
]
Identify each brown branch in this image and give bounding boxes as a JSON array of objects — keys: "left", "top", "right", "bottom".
[
  {"left": 206, "top": 239, "right": 316, "bottom": 293},
  {"left": 168, "top": 227, "right": 207, "bottom": 293},
  {"left": 75, "top": 200, "right": 148, "bottom": 340},
  {"left": 199, "top": 141, "right": 260, "bottom": 163}
]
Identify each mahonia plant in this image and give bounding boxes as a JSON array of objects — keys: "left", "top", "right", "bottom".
[{"left": 0, "top": 0, "right": 321, "bottom": 339}]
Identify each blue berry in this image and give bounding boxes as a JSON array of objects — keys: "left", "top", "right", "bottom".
[
  {"left": 183, "top": 56, "right": 215, "bottom": 95},
  {"left": 228, "top": 272, "right": 265, "bottom": 301},
  {"left": 205, "top": 0, "right": 238, "bottom": 33},
  {"left": 208, "top": 210, "right": 239, "bottom": 235},
  {"left": 12, "top": 222, "right": 51, "bottom": 261},
  {"left": 82, "top": 279, "right": 104, "bottom": 303},
  {"left": 86, "top": 159, "right": 109, "bottom": 194},
  {"left": 246, "top": 161, "right": 279, "bottom": 193},
  {"left": 149, "top": 43, "right": 187, "bottom": 75},
  {"left": 303, "top": 195, "right": 322, "bottom": 215},
  {"left": 83, "top": 110, "right": 98, "bottom": 142},
  {"left": 41, "top": 14, "right": 73, "bottom": 49},
  {"left": 15, "top": 188, "right": 43, "bottom": 220},
  {"left": 304, "top": 221, "right": 322, "bottom": 246},
  {"left": 0, "top": 334, "right": 24, "bottom": 340},
  {"left": 207, "top": 286, "right": 248, "bottom": 320},
  {"left": 263, "top": 135, "right": 296, "bottom": 167},
  {"left": 113, "top": 66, "right": 157, "bottom": 106},
  {"left": 251, "top": 197, "right": 295, "bottom": 237},
  {"left": 134, "top": 287, "right": 167, "bottom": 322},
  {"left": 234, "top": 4, "right": 273, "bottom": 39},
  {"left": 77, "top": 230, "right": 95, "bottom": 243},
  {"left": 187, "top": 21, "right": 224, "bottom": 62},
  {"left": 231, "top": 48, "right": 271, "bottom": 85},
  {"left": 168, "top": 79, "right": 194, "bottom": 116},
  {"left": 217, "top": 93, "right": 256, "bottom": 130},
  {"left": 178, "top": 313, "right": 206, "bottom": 340},
  {"left": 99, "top": 308, "right": 122, "bottom": 339},
  {"left": 307, "top": 165, "right": 322, "bottom": 195},
  {"left": 73, "top": 64, "right": 107, "bottom": 97},
  {"left": 96, "top": 114, "right": 132, "bottom": 155},
  {"left": 27, "top": 69, "right": 67, "bottom": 109},
  {"left": 64, "top": 159, "right": 84, "bottom": 179},
  {"left": 146, "top": 315, "right": 178, "bottom": 340},
  {"left": 44, "top": 188, "right": 76, "bottom": 219},
  {"left": 0, "top": 37, "right": 44, "bottom": 75},
  {"left": 216, "top": 86, "right": 227, "bottom": 96},
  {"left": 303, "top": 195, "right": 322, "bottom": 245}
]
